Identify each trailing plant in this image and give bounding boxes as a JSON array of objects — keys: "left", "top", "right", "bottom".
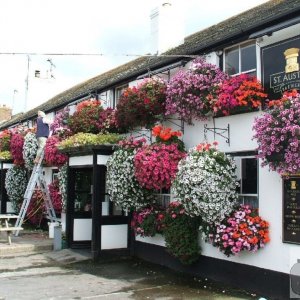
[
  {"left": 212, "top": 74, "right": 267, "bottom": 116},
  {"left": 5, "top": 165, "right": 27, "bottom": 212},
  {"left": 10, "top": 133, "right": 25, "bottom": 165},
  {"left": 165, "top": 57, "right": 227, "bottom": 124},
  {"left": 67, "top": 99, "right": 103, "bottom": 134},
  {"left": 106, "top": 137, "right": 155, "bottom": 210},
  {"left": 253, "top": 90, "right": 300, "bottom": 175},
  {"left": 96, "top": 108, "right": 124, "bottom": 133},
  {"left": 23, "top": 132, "right": 38, "bottom": 170},
  {"left": 48, "top": 179, "right": 62, "bottom": 214},
  {"left": 209, "top": 205, "right": 270, "bottom": 256},
  {"left": 0, "top": 151, "right": 12, "bottom": 160},
  {"left": 173, "top": 142, "right": 238, "bottom": 228},
  {"left": 58, "top": 132, "right": 122, "bottom": 149},
  {"left": 134, "top": 126, "right": 186, "bottom": 191},
  {"left": 131, "top": 205, "right": 165, "bottom": 237},
  {"left": 115, "top": 78, "right": 167, "bottom": 129},
  {"left": 44, "top": 135, "right": 68, "bottom": 167},
  {"left": 57, "top": 164, "right": 68, "bottom": 210},
  {"left": 163, "top": 201, "right": 201, "bottom": 265}
]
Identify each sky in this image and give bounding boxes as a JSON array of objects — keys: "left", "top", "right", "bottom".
[{"left": 0, "top": 0, "right": 268, "bottom": 114}]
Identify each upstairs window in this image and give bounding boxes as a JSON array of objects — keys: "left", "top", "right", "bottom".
[
  {"left": 224, "top": 41, "right": 257, "bottom": 76},
  {"left": 114, "top": 84, "right": 128, "bottom": 108}
]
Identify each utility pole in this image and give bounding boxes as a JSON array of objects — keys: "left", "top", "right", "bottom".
[
  {"left": 12, "top": 89, "right": 18, "bottom": 114},
  {"left": 24, "top": 55, "right": 30, "bottom": 112}
]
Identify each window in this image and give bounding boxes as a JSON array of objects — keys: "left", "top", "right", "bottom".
[
  {"left": 114, "top": 84, "right": 128, "bottom": 107},
  {"left": 232, "top": 155, "right": 258, "bottom": 208},
  {"left": 224, "top": 41, "right": 257, "bottom": 76},
  {"left": 74, "top": 168, "right": 93, "bottom": 213},
  {"left": 154, "top": 188, "right": 171, "bottom": 208}
]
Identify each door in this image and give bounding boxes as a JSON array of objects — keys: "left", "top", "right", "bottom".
[{"left": 68, "top": 167, "right": 93, "bottom": 248}]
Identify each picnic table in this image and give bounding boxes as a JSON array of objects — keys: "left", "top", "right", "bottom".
[{"left": 0, "top": 214, "right": 23, "bottom": 245}]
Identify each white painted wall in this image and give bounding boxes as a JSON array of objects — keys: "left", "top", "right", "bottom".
[
  {"left": 73, "top": 218, "right": 92, "bottom": 241},
  {"left": 134, "top": 24, "right": 300, "bottom": 275},
  {"left": 69, "top": 155, "right": 93, "bottom": 166},
  {"left": 97, "top": 155, "right": 109, "bottom": 166},
  {"left": 101, "top": 224, "right": 128, "bottom": 249}
]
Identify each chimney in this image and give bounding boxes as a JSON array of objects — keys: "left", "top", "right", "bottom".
[
  {"left": 150, "top": 0, "right": 185, "bottom": 54},
  {"left": 0, "top": 105, "right": 12, "bottom": 122}
]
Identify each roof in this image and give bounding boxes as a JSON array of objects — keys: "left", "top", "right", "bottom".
[{"left": 2, "top": 0, "right": 300, "bottom": 129}]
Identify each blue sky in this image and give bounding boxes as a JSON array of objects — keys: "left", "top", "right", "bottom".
[{"left": 0, "top": 0, "right": 268, "bottom": 114}]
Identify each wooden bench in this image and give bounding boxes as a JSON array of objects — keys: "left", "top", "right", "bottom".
[{"left": 0, "top": 214, "right": 23, "bottom": 245}]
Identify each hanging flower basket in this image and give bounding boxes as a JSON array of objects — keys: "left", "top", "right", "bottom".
[
  {"left": 5, "top": 165, "right": 28, "bottom": 212},
  {"left": 10, "top": 133, "right": 25, "bottom": 165},
  {"left": 106, "top": 137, "right": 155, "bottom": 210},
  {"left": 22, "top": 132, "right": 38, "bottom": 170},
  {"left": 209, "top": 205, "right": 270, "bottom": 257},
  {"left": 213, "top": 74, "right": 267, "bottom": 116},
  {"left": 131, "top": 205, "right": 165, "bottom": 237},
  {"left": 253, "top": 90, "right": 300, "bottom": 175},
  {"left": 45, "top": 135, "right": 68, "bottom": 167},
  {"left": 172, "top": 142, "right": 238, "bottom": 227},
  {"left": 165, "top": 57, "right": 227, "bottom": 124},
  {"left": 67, "top": 99, "right": 104, "bottom": 134},
  {"left": 134, "top": 126, "right": 186, "bottom": 191},
  {"left": 115, "top": 78, "right": 167, "bottom": 130},
  {"left": 163, "top": 201, "right": 201, "bottom": 265}
]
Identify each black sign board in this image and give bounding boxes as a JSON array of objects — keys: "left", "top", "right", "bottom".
[
  {"left": 283, "top": 177, "right": 300, "bottom": 244},
  {"left": 262, "top": 36, "right": 300, "bottom": 100}
]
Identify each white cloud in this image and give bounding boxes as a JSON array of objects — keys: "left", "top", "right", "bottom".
[{"left": 0, "top": 0, "right": 268, "bottom": 114}]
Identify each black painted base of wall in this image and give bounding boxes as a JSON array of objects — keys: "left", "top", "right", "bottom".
[{"left": 134, "top": 241, "right": 290, "bottom": 300}]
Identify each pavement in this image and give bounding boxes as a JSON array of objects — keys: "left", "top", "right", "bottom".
[
  {"left": 0, "top": 230, "right": 93, "bottom": 264},
  {"left": 0, "top": 231, "right": 260, "bottom": 300}
]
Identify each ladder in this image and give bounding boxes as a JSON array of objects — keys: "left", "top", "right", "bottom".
[{"left": 14, "top": 150, "right": 58, "bottom": 236}]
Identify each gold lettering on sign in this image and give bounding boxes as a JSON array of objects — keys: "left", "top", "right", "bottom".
[
  {"left": 284, "top": 48, "right": 300, "bottom": 73},
  {"left": 291, "top": 180, "right": 297, "bottom": 190}
]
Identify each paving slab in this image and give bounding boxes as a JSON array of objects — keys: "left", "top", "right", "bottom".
[{"left": 0, "top": 231, "right": 52, "bottom": 256}]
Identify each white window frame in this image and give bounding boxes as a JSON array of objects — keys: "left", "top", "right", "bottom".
[
  {"left": 223, "top": 40, "right": 258, "bottom": 77},
  {"left": 114, "top": 84, "right": 128, "bottom": 108},
  {"left": 232, "top": 154, "right": 259, "bottom": 208}
]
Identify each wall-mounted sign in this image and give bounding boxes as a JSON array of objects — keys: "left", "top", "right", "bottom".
[
  {"left": 262, "top": 36, "right": 300, "bottom": 99},
  {"left": 283, "top": 176, "right": 300, "bottom": 244}
]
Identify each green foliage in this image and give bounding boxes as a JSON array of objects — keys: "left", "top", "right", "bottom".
[
  {"left": 163, "top": 202, "right": 201, "bottom": 265},
  {"left": 0, "top": 151, "right": 12, "bottom": 160},
  {"left": 58, "top": 133, "right": 123, "bottom": 149},
  {"left": 67, "top": 105, "right": 103, "bottom": 134}
]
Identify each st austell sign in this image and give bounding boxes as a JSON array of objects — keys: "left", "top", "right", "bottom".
[{"left": 262, "top": 36, "right": 300, "bottom": 99}]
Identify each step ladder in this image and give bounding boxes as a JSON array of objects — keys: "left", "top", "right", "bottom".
[{"left": 14, "top": 150, "right": 58, "bottom": 236}]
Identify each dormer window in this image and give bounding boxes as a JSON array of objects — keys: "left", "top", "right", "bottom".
[{"left": 224, "top": 41, "right": 257, "bottom": 76}]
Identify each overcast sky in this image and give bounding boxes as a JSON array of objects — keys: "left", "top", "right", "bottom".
[{"left": 0, "top": 0, "right": 268, "bottom": 114}]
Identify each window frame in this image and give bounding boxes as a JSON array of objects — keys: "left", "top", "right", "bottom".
[
  {"left": 223, "top": 40, "right": 258, "bottom": 77},
  {"left": 228, "top": 151, "right": 259, "bottom": 208},
  {"left": 114, "top": 84, "right": 128, "bottom": 108}
]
